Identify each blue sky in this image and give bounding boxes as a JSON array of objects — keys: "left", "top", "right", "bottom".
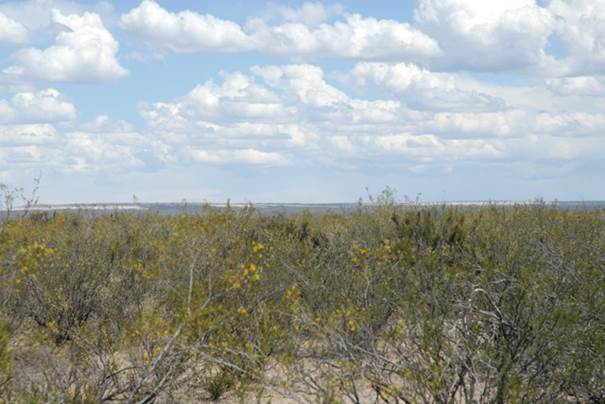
[{"left": 1, "top": 0, "right": 604, "bottom": 203}]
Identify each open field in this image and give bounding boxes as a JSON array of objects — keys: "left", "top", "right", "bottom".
[{"left": 0, "top": 201, "right": 604, "bottom": 403}]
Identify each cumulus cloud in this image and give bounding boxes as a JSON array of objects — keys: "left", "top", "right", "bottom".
[
  {"left": 414, "top": 0, "right": 554, "bottom": 70},
  {"left": 373, "top": 133, "right": 503, "bottom": 160},
  {"left": 138, "top": 70, "right": 317, "bottom": 164},
  {"left": 547, "top": 0, "right": 605, "bottom": 75},
  {"left": 5, "top": 9, "right": 127, "bottom": 82},
  {"left": 416, "top": 109, "right": 605, "bottom": 140},
  {"left": 0, "top": 124, "right": 58, "bottom": 146},
  {"left": 0, "top": 0, "right": 114, "bottom": 32},
  {"left": 246, "top": 13, "right": 441, "bottom": 60},
  {"left": 117, "top": 0, "right": 605, "bottom": 79},
  {"left": 1, "top": 60, "right": 602, "bottom": 180},
  {"left": 120, "top": 0, "right": 250, "bottom": 53},
  {"left": 0, "top": 144, "right": 60, "bottom": 167},
  {"left": 134, "top": 62, "right": 605, "bottom": 170},
  {"left": 424, "top": 110, "right": 528, "bottom": 137},
  {"left": 138, "top": 64, "right": 543, "bottom": 166},
  {"left": 0, "top": 88, "right": 76, "bottom": 124},
  {"left": 0, "top": 123, "right": 63, "bottom": 169},
  {"left": 139, "top": 71, "right": 295, "bottom": 134},
  {"left": 121, "top": 0, "right": 441, "bottom": 60},
  {"left": 11, "top": 88, "right": 76, "bottom": 123},
  {"left": 2, "top": 1, "right": 605, "bottom": 201},
  {"left": 252, "top": 64, "right": 348, "bottom": 107},
  {"left": 61, "top": 113, "right": 174, "bottom": 172},
  {"left": 534, "top": 112, "right": 605, "bottom": 136},
  {"left": 0, "top": 110, "right": 173, "bottom": 174},
  {"left": 251, "top": 64, "right": 407, "bottom": 127},
  {"left": 546, "top": 76, "right": 605, "bottom": 96},
  {"left": 410, "top": 0, "right": 605, "bottom": 76},
  {"left": 109, "top": 0, "right": 605, "bottom": 78},
  {"left": 186, "top": 147, "right": 287, "bottom": 165},
  {"left": 136, "top": 64, "right": 418, "bottom": 165},
  {"left": 0, "top": 11, "right": 28, "bottom": 44},
  {"left": 79, "top": 114, "right": 136, "bottom": 133},
  {"left": 64, "top": 131, "right": 148, "bottom": 172},
  {"left": 346, "top": 62, "right": 505, "bottom": 111}
]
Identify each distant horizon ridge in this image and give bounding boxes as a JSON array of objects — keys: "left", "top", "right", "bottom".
[{"left": 12, "top": 199, "right": 605, "bottom": 212}]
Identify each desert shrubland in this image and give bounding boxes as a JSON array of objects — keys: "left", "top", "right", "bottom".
[{"left": 0, "top": 197, "right": 604, "bottom": 402}]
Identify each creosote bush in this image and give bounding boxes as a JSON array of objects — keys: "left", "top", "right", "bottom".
[{"left": 0, "top": 201, "right": 603, "bottom": 402}]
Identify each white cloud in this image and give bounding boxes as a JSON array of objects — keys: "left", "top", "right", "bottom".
[
  {"left": 252, "top": 64, "right": 347, "bottom": 107},
  {"left": 418, "top": 109, "right": 605, "bottom": 139},
  {"left": 414, "top": 0, "right": 554, "bottom": 70},
  {"left": 425, "top": 110, "right": 528, "bottom": 137},
  {"left": 138, "top": 65, "right": 415, "bottom": 167},
  {"left": 0, "top": 88, "right": 76, "bottom": 124},
  {"left": 411, "top": 0, "right": 605, "bottom": 75},
  {"left": 140, "top": 71, "right": 294, "bottom": 133},
  {"left": 79, "top": 114, "right": 136, "bottom": 133},
  {"left": 346, "top": 62, "right": 505, "bottom": 111},
  {"left": 0, "top": 124, "right": 58, "bottom": 145},
  {"left": 251, "top": 64, "right": 411, "bottom": 132},
  {"left": 2, "top": 60, "right": 603, "bottom": 183},
  {"left": 0, "top": 0, "right": 114, "bottom": 32},
  {"left": 10, "top": 88, "right": 76, "bottom": 123},
  {"left": 117, "top": 0, "right": 605, "bottom": 78},
  {"left": 0, "top": 144, "right": 58, "bottom": 166},
  {"left": 64, "top": 131, "right": 146, "bottom": 171},
  {"left": 547, "top": 0, "right": 605, "bottom": 75},
  {"left": 139, "top": 64, "right": 529, "bottom": 165},
  {"left": 121, "top": 1, "right": 441, "bottom": 60},
  {"left": 120, "top": 0, "right": 250, "bottom": 53},
  {"left": 534, "top": 112, "right": 605, "bottom": 136},
  {"left": 138, "top": 63, "right": 605, "bottom": 167},
  {"left": 63, "top": 114, "right": 173, "bottom": 172},
  {"left": 1, "top": 1, "right": 604, "bottom": 201},
  {"left": 0, "top": 123, "right": 64, "bottom": 169},
  {"left": 137, "top": 71, "right": 315, "bottom": 167},
  {"left": 5, "top": 9, "right": 127, "bottom": 82},
  {"left": 0, "top": 111, "right": 171, "bottom": 174},
  {"left": 0, "top": 11, "right": 28, "bottom": 44},
  {"left": 246, "top": 13, "right": 441, "bottom": 60},
  {"left": 373, "top": 133, "right": 503, "bottom": 159},
  {"left": 546, "top": 76, "right": 605, "bottom": 96},
  {"left": 186, "top": 147, "right": 287, "bottom": 165}
]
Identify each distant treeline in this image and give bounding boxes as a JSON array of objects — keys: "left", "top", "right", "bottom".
[{"left": 0, "top": 201, "right": 604, "bottom": 402}]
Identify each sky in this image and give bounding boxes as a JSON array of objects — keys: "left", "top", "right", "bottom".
[{"left": 0, "top": 0, "right": 604, "bottom": 203}]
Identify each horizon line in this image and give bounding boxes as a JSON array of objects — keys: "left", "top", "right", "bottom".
[{"left": 11, "top": 199, "right": 605, "bottom": 211}]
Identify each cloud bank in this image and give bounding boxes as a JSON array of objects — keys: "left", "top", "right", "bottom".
[{"left": 0, "top": 0, "right": 604, "bottom": 201}]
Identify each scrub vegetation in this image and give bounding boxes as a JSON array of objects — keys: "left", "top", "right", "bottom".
[{"left": 0, "top": 188, "right": 604, "bottom": 403}]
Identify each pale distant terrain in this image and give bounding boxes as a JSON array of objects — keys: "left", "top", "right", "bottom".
[{"left": 13, "top": 200, "right": 605, "bottom": 215}]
